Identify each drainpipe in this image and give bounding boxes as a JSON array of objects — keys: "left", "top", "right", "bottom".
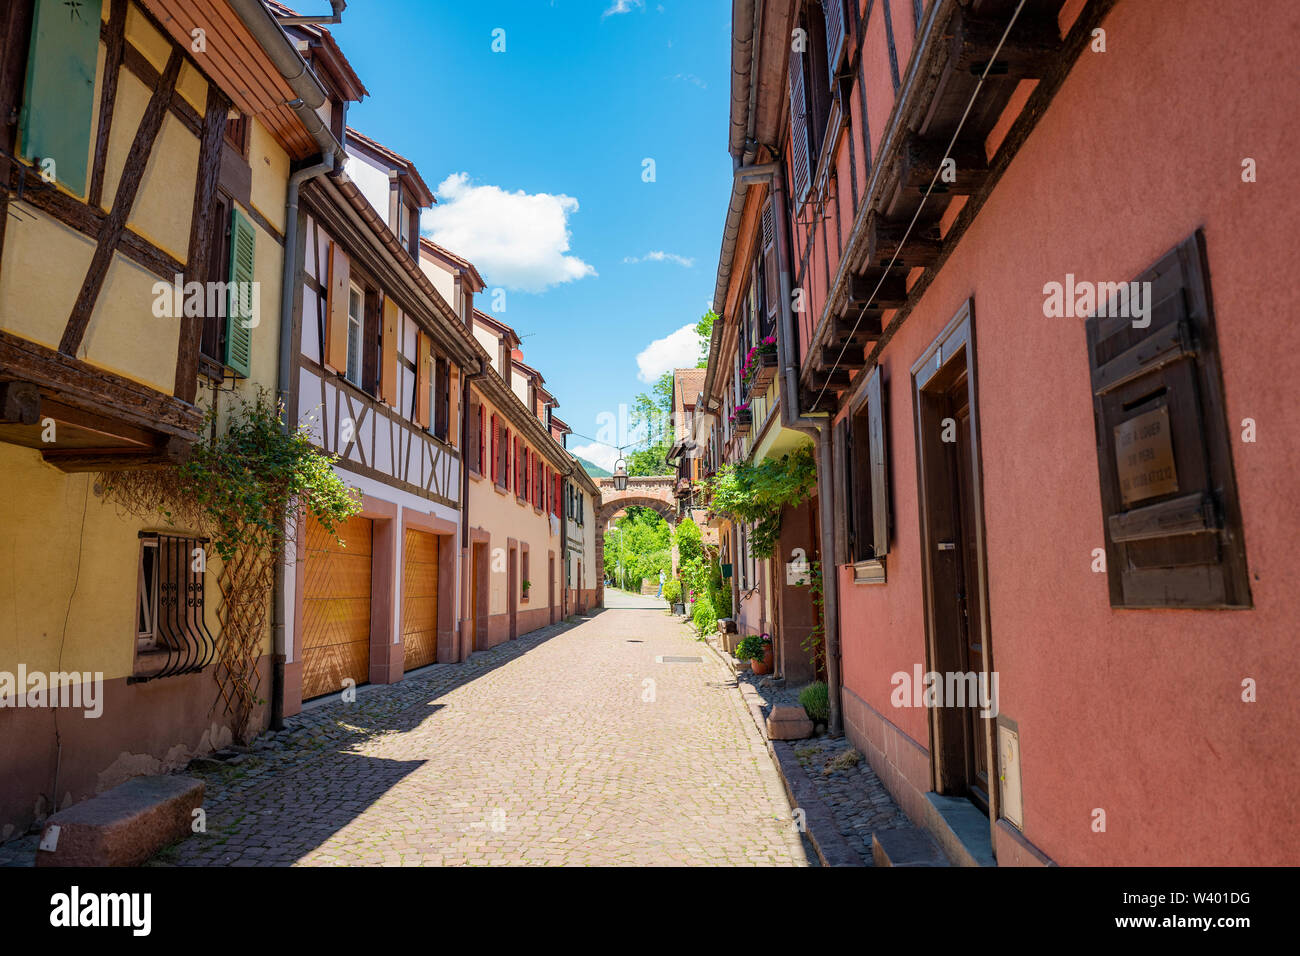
[
  {"left": 769, "top": 160, "right": 844, "bottom": 739},
  {"left": 458, "top": 361, "right": 487, "bottom": 658},
  {"left": 234, "top": 0, "right": 348, "bottom": 730}
]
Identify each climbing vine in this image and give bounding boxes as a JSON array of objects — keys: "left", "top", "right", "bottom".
[
  {"left": 100, "top": 389, "right": 360, "bottom": 740},
  {"left": 705, "top": 444, "right": 817, "bottom": 558}
]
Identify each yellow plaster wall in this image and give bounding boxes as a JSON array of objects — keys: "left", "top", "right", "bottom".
[
  {"left": 248, "top": 119, "right": 288, "bottom": 235},
  {"left": 80, "top": 252, "right": 181, "bottom": 392},
  {"left": 126, "top": 111, "right": 198, "bottom": 260},
  {"left": 0, "top": 213, "right": 94, "bottom": 350},
  {"left": 0, "top": 444, "right": 240, "bottom": 681},
  {"left": 177, "top": 62, "right": 207, "bottom": 114},
  {"left": 124, "top": 3, "right": 171, "bottom": 73},
  {"left": 99, "top": 70, "right": 149, "bottom": 214}
]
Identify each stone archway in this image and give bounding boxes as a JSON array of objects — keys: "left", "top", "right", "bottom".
[{"left": 595, "top": 476, "right": 678, "bottom": 600}]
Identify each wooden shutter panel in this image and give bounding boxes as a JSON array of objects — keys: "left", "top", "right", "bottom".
[
  {"left": 380, "top": 297, "right": 399, "bottom": 407},
  {"left": 491, "top": 414, "right": 499, "bottom": 482},
  {"left": 479, "top": 404, "right": 486, "bottom": 473},
  {"left": 324, "top": 242, "right": 349, "bottom": 373},
  {"left": 434, "top": 357, "right": 450, "bottom": 439},
  {"left": 415, "top": 331, "right": 431, "bottom": 427},
  {"left": 823, "top": 0, "right": 847, "bottom": 86},
  {"left": 19, "top": 0, "right": 101, "bottom": 197},
  {"left": 865, "top": 367, "right": 890, "bottom": 559},
  {"left": 1085, "top": 230, "right": 1250, "bottom": 609},
  {"left": 762, "top": 200, "right": 779, "bottom": 326},
  {"left": 788, "top": 46, "right": 811, "bottom": 203},
  {"left": 223, "top": 207, "right": 256, "bottom": 378}
]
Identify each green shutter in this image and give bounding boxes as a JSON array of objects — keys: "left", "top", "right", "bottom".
[
  {"left": 19, "top": 0, "right": 104, "bottom": 197},
  {"left": 224, "top": 208, "right": 256, "bottom": 378}
]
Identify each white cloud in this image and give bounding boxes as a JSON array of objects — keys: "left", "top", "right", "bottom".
[
  {"left": 635, "top": 323, "right": 698, "bottom": 383},
  {"left": 569, "top": 442, "right": 620, "bottom": 472},
  {"left": 670, "top": 73, "right": 706, "bottom": 89},
  {"left": 420, "top": 173, "right": 596, "bottom": 293},
  {"left": 623, "top": 250, "right": 694, "bottom": 267},
  {"left": 602, "top": 0, "right": 643, "bottom": 18}
]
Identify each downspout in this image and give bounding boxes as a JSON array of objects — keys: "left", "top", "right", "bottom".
[
  {"left": 232, "top": 0, "right": 348, "bottom": 730},
  {"left": 458, "top": 361, "right": 487, "bottom": 658},
  {"left": 270, "top": 153, "right": 333, "bottom": 731},
  {"left": 770, "top": 160, "right": 844, "bottom": 739}
]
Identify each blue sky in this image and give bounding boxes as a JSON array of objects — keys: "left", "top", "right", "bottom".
[{"left": 330, "top": 0, "right": 732, "bottom": 469}]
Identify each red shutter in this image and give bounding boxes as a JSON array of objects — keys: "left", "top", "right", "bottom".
[
  {"left": 789, "top": 46, "right": 811, "bottom": 202},
  {"left": 478, "top": 405, "right": 486, "bottom": 473},
  {"left": 491, "top": 414, "right": 499, "bottom": 482}
]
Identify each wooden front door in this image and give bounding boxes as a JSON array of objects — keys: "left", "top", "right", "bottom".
[
  {"left": 508, "top": 546, "right": 518, "bottom": 639},
  {"left": 548, "top": 553, "right": 556, "bottom": 624},
  {"left": 302, "top": 513, "right": 372, "bottom": 700},
  {"left": 471, "top": 543, "right": 482, "bottom": 651},
  {"left": 944, "top": 373, "right": 991, "bottom": 808},
  {"left": 914, "top": 302, "right": 995, "bottom": 816},
  {"left": 401, "top": 530, "right": 438, "bottom": 671}
]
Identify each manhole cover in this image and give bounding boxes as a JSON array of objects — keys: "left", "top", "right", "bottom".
[{"left": 658, "top": 656, "right": 702, "bottom": 663}]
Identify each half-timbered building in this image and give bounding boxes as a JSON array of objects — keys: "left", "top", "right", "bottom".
[
  {"left": 0, "top": 0, "right": 337, "bottom": 836},
  {"left": 283, "top": 120, "right": 483, "bottom": 707}
]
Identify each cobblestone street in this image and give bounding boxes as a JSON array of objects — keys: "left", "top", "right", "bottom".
[{"left": 156, "top": 606, "right": 810, "bottom": 866}]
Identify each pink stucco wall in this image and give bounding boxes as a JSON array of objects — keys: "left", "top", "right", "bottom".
[{"left": 837, "top": 0, "right": 1300, "bottom": 865}]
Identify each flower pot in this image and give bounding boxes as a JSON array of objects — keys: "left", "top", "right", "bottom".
[{"left": 751, "top": 644, "right": 774, "bottom": 675}]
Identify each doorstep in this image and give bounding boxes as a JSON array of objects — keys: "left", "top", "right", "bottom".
[{"left": 919, "top": 792, "right": 997, "bottom": 867}]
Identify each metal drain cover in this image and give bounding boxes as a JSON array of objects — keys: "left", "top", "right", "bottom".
[{"left": 657, "top": 655, "right": 702, "bottom": 663}]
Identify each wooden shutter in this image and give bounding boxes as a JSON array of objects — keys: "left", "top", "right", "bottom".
[
  {"left": 762, "top": 200, "right": 779, "bottom": 330},
  {"left": 478, "top": 404, "right": 486, "bottom": 473},
  {"left": 380, "top": 297, "right": 399, "bottom": 407},
  {"left": 223, "top": 207, "right": 256, "bottom": 378},
  {"left": 19, "top": 0, "right": 101, "bottom": 196},
  {"left": 434, "top": 357, "right": 450, "bottom": 439},
  {"left": 490, "top": 414, "right": 499, "bottom": 482},
  {"left": 502, "top": 427, "right": 511, "bottom": 487},
  {"left": 822, "top": 0, "right": 846, "bottom": 86},
  {"left": 324, "top": 242, "right": 349, "bottom": 373},
  {"left": 1085, "top": 230, "right": 1250, "bottom": 608},
  {"left": 788, "top": 45, "right": 811, "bottom": 203},
  {"left": 414, "top": 331, "right": 430, "bottom": 427},
  {"left": 865, "top": 366, "right": 890, "bottom": 559}
]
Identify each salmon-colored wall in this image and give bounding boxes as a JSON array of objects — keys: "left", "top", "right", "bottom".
[{"left": 837, "top": 0, "right": 1300, "bottom": 865}]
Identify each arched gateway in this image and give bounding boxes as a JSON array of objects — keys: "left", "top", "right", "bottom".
[{"left": 594, "top": 475, "right": 678, "bottom": 599}]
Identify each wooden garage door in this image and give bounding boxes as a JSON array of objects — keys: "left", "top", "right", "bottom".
[
  {"left": 402, "top": 530, "right": 439, "bottom": 671},
  {"left": 302, "top": 513, "right": 372, "bottom": 700}
]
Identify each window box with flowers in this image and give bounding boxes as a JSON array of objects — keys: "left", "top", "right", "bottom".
[
  {"left": 730, "top": 403, "right": 753, "bottom": 435},
  {"left": 742, "top": 337, "right": 779, "bottom": 399}
]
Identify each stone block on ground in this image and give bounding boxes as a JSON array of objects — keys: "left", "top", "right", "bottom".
[
  {"left": 767, "top": 704, "right": 814, "bottom": 740},
  {"left": 35, "top": 775, "right": 204, "bottom": 867},
  {"left": 872, "top": 827, "right": 949, "bottom": 867}
]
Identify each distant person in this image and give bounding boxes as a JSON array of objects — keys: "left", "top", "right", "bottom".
[{"left": 657, "top": 570, "right": 665, "bottom": 597}]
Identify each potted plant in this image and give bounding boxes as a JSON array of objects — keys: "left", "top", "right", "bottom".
[
  {"left": 735, "top": 634, "right": 772, "bottom": 675},
  {"left": 733, "top": 403, "right": 753, "bottom": 435}
]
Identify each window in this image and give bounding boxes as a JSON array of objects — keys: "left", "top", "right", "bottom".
[
  {"left": 345, "top": 286, "right": 364, "bottom": 386},
  {"left": 224, "top": 112, "right": 249, "bottom": 157},
  {"left": 846, "top": 365, "right": 890, "bottom": 578},
  {"left": 789, "top": 5, "right": 836, "bottom": 203},
  {"left": 521, "top": 549, "right": 530, "bottom": 603},
  {"left": 491, "top": 414, "right": 500, "bottom": 483},
  {"left": 134, "top": 533, "right": 215, "bottom": 681},
  {"left": 200, "top": 200, "right": 255, "bottom": 378},
  {"left": 1085, "top": 230, "right": 1250, "bottom": 608}
]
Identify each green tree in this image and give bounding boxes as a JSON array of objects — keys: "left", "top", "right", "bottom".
[
  {"left": 604, "top": 507, "right": 673, "bottom": 591},
  {"left": 627, "top": 371, "right": 674, "bottom": 476},
  {"left": 696, "top": 310, "right": 718, "bottom": 367}
]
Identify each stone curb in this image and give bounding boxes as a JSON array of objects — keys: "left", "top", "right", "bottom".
[{"left": 696, "top": 626, "right": 861, "bottom": 867}]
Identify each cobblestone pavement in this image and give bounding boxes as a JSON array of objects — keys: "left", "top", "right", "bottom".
[
  {"left": 137, "top": 607, "right": 811, "bottom": 866},
  {"left": 735, "top": 668, "right": 910, "bottom": 866}
]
